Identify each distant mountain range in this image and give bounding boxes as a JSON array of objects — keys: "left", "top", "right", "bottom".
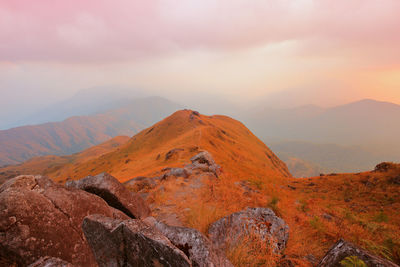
[
  {"left": 0, "top": 96, "right": 398, "bottom": 176},
  {"left": 0, "top": 97, "right": 181, "bottom": 166},
  {"left": 239, "top": 99, "right": 400, "bottom": 176}
]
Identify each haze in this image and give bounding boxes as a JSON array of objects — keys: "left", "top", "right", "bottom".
[{"left": 1, "top": 0, "right": 400, "bottom": 128}]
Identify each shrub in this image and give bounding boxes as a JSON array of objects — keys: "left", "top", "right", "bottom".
[
  {"left": 267, "top": 196, "right": 280, "bottom": 216},
  {"left": 373, "top": 211, "right": 389, "bottom": 223},
  {"left": 340, "top": 256, "right": 367, "bottom": 267}
]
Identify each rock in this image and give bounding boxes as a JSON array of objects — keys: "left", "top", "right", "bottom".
[
  {"left": 189, "top": 151, "right": 220, "bottom": 177},
  {"left": 82, "top": 214, "right": 192, "bottom": 267},
  {"left": 234, "top": 180, "right": 260, "bottom": 196},
  {"left": 66, "top": 172, "right": 150, "bottom": 219},
  {"left": 389, "top": 175, "right": 400, "bottom": 185},
  {"left": 165, "top": 148, "right": 184, "bottom": 160},
  {"left": 318, "top": 239, "right": 399, "bottom": 267},
  {"left": 124, "top": 176, "right": 159, "bottom": 192},
  {"left": 162, "top": 168, "right": 192, "bottom": 179},
  {"left": 28, "top": 256, "right": 73, "bottom": 267},
  {"left": 322, "top": 213, "right": 333, "bottom": 221},
  {"left": 145, "top": 217, "right": 233, "bottom": 267},
  {"left": 0, "top": 175, "right": 128, "bottom": 266},
  {"left": 208, "top": 207, "right": 289, "bottom": 254},
  {"left": 189, "top": 111, "right": 200, "bottom": 120},
  {"left": 375, "top": 162, "right": 397, "bottom": 172}
]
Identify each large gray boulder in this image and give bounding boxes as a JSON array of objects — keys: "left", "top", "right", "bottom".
[
  {"left": 145, "top": 217, "right": 233, "bottom": 267},
  {"left": 82, "top": 214, "right": 192, "bottom": 267},
  {"left": 66, "top": 172, "right": 151, "bottom": 219},
  {"left": 0, "top": 175, "right": 128, "bottom": 266},
  {"left": 318, "top": 239, "right": 399, "bottom": 267},
  {"left": 208, "top": 207, "right": 289, "bottom": 254}
]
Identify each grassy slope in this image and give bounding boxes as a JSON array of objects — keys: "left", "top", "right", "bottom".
[{"left": 46, "top": 110, "right": 290, "bottom": 183}]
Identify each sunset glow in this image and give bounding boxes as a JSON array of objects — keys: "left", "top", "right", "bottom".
[{"left": 1, "top": 0, "right": 399, "bottom": 109}]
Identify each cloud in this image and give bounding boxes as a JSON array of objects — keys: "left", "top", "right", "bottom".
[{"left": 0, "top": 0, "right": 399, "bottom": 64}]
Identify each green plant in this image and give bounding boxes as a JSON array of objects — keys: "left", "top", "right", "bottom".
[
  {"left": 309, "top": 216, "right": 325, "bottom": 233},
  {"left": 373, "top": 211, "right": 389, "bottom": 223},
  {"left": 297, "top": 199, "right": 309, "bottom": 212},
  {"left": 267, "top": 196, "right": 280, "bottom": 216},
  {"left": 340, "top": 256, "right": 367, "bottom": 267}
]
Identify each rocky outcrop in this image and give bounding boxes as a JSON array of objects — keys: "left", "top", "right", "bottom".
[
  {"left": 145, "top": 217, "right": 233, "bottom": 267},
  {"left": 318, "top": 239, "right": 399, "bottom": 267},
  {"left": 374, "top": 162, "right": 397, "bottom": 172},
  {"left": 0, "top": 175, "right": 129, "bottom": 266},
  {"left": 162, "top": 167, "right": 192, "bottom": 179},
  {"left": 82, "top": 214, "right": 192, "bottom": 267},
  {"left": 208, "top": 207, "right": 289, "bottom": 254},
  {"left": 28, "top": 256, "right": 72, "bottom": 267},
  {"left": 189, "top": 151, "right": 220, "bottom": 177},
  {"left": 66, "top": 172, "right": 150, "bottom": 219}
]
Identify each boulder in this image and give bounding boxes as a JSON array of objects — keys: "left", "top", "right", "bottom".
[
  {"left": 66, "top": 172, "right": 150, "bottom": 219},
  {"left": 82, "top": 214, "right": 192, "bottom": 267},
  {"left": 0, "top": 175, "right": 128, "bottom": 266},
  {"left": 28, "top": 256, "right": 72, "bottom": 267},
  {"left": 189, "top": 151, "right": 220, "bottom": 177},
  {"left": 145, "top": 217, "right": 233, "bottom": 267},
  {"left": 318, "top": 239, "right": 399, "bottom": 267},
  {"left": 208, "top": 207, "right": 289, "bottom": 254}
]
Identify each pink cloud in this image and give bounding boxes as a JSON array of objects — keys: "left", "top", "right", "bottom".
[{"left": 0, "top": 0, "right": 399, "bottom": 64}]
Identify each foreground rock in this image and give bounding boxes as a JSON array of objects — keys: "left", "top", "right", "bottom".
[
  {"left": 318, "top": 239, "right": 399, "bottom": 267},
  {"left": 28, "top": 256, "right": 72, "bottom": 267},
  {"left": 145, "top": 217, "right": 233, "bottom": 267},
  {"left": 66, "top": 172, "right": 150, "bottom": 219},
  {"left": 0, "top": 175, "right": 128, "bottom": 266},
  {"left": 82, "top": 214, "right": 191, "bottom": 267},
  {"left": 208, "top": 207, "right": 289, "bottom": 254}
]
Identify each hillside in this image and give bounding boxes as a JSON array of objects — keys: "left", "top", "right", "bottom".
[
  {"left": 288, "top": 163, "right": 400, "bottom": 264},
  {"left": 0, "top": 97, "right": 181, "bottom": 166},
  {"left": 27, "top": 110, "right": 290, "bottom": 182},
  {"left": 0, "top": 135, "right": 130, "bottom": 184}
]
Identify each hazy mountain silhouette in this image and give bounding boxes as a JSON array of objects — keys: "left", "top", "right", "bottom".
[{"left": 0, "top": 97, "right": 181, "bottom": 166}]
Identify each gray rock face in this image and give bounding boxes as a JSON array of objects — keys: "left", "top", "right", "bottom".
[
  {"left": 208, "top": 207, "right": 289, "bottom": 254},
  {"left": 318, "top": 239, "right": 399, "bottom": 267},
  {"left": 82, "top": 214, "right": 192, "bottom": 267},
  {"left": 66, "top": 172, "right": 151, "bottom": 219},
  {"left": 28, "top": 256, "right": 73, "bottom": 267},
  {"left": 189, "top": 151, "right": 220, "bottom": 177},
  {"left": 145, "top": 217, "right": 233, "bottom": 267},
  {"left": 0, "top": 175, "right": 128, "bottom": 266}
]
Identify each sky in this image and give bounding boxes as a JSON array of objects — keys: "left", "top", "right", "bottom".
[{"left": 1, "top": 0, "right": 400, "bottom": 122}]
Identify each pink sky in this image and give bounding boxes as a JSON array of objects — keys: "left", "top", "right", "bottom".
[{"left": 0, "top": 0, "right": 400, "bottom": 108}]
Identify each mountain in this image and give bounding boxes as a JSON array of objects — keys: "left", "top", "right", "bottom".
[
  {"left": 0, "top": 97, "right": 182, "bottom": 166},
  {"left": 0, "top": 135, "right": 130, "bottom": 184},
  {"left": 270, "top": 141, "right": 389, "bottom": 177},
  {"left": 2, "top": 110, "right": 290, "bottom": 182},
  {"left": 240, "top": 99, "right": 400, "bottom": 174},
  {"left": 1, "top": 86, "right": 148, "bottom": 130}
]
